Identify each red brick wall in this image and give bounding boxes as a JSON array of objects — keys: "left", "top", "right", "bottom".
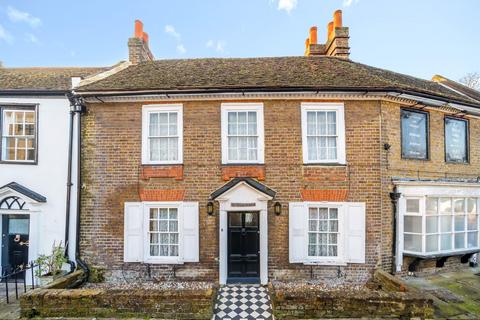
[{"left": 80, "top": 99, "right": 386, "bottom": 283}]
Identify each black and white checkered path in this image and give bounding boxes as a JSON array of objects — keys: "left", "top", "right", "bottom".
[{"left": 213, "top": 285, "right": 273, "bottom": 320}]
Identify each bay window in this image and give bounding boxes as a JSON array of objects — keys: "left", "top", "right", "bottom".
[
  {"left": 142, "top": 104, "right": 183, "bottom": 165},
  {"left": 301, "top": 103, "right": 346, "bottom": 164},
  {"left": 403, "top": 197, "right": 479, "bottom": 255},
  {"left": 1, "top": 106, "right": 37, "bottom": 163},
  {"left": 221, "top": 103, "right": 264, "bottom": 164}
]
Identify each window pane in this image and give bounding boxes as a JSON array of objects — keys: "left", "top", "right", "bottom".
[
  {"left": 406, "top": 199, "right": 420, "bottom": 213},
  {"left": 307, "top": 112, "right": 316, "bottom": 135},
  {"left": 317, "top": 112, "right": 326, "bottom": 135},
  {"left": 426, "top": 198, "right": 438, "bottom": 215},
  {"left": 467, "top": 198, "right": 477, "bottom": 214},
  {"left": 467, "top": 232, "right": 478, "bottom": 248},
  {"left": 426, "top": 235, "right": 438, "bottom": 252},
  {"left": 439, "top": 198, "right": 451, "bottom": 214},
  {"left": 445, "top": 118, "right": 468, "bottom": 163},
  {"left": 404, "top": 234, "right": 422, "bottom": 252},
  {"left": 455, "top": 233, "right": 465, "bottom": 249},
  {"left": 319, "top": 208, "right": 328, "bottom": 220},
  {"left": 404, "top": 216, "right": 422, "bottom": 233},
  {"left": 454, "top": 216, "right": 465, "bottom": 231},
  {"left": 401, "top": 109, "right": 428, "bottom": 159},
  {"left": 441, "top": 234, "right": 452, "bottom": 250},
  {"left": 426, "top": 216, "right": 438, "bottom": 233},
  {"left": 440, "top": 216, "right": 452, "bottom": 232},
  {"left": 467, "top": 214, "right": 478, "bottom": 231},
  {"left": 454, "top": 198, "right": 465, "bottom": 214}
]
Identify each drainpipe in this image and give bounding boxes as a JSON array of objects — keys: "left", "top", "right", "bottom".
[
  {"left": 65, "top": 93, "right": 90, "bottom": 284},
  {"left": 64, "top": 93, "right": 77, "bottom": 273},
  {"left": 389, "top": 187, "right": 401, "bottom": 274}
]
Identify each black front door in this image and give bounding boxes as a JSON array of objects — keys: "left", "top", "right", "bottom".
[
  {"left": 1, "top": 215, "right": 30, "bottom": 279},
  {"left": 227, "top": 211, "right": 260, "bottom": 283}
]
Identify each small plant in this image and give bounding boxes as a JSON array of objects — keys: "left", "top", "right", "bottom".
[{"left": 35, "top": 241, "right": 68, "bottom": 277}]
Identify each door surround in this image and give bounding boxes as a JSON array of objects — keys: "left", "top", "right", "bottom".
[{"left": 216, "top": 181, "right": 271, "bottom": 285}]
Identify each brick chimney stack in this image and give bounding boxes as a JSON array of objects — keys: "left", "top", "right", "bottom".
[
  {"left": 305, "top": 10, "right": 350, "bottom": 59},
  {"left": 128, "top": 20, "right": 154, "bottom": 64}
]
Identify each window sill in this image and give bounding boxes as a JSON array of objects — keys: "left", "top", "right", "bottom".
[
  {"left": 303, "top": 260, "right": 347, "bottom": 266},
  {"left": 403, "top": 248, "right": 480, "bottom": 259},
  {"left": 144, "top": 258, "right": 184, "bottom": 265},
  {"left": 303, "top": 163, "right": 347, "bottom": 167},
  {"left": 0, "top": 160, "right": 37, "bottom": 165}
]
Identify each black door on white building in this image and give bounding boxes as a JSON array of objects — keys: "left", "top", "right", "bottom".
[
  {"left": 227, "top": 211, "right": 260, "bottom": 283},
  {"left": 1, "top": 214, "right": 30, "bottom": 280}
]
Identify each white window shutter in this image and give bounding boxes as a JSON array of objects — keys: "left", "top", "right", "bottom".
[
  {"left": 124, "top": 202, "right": 144, "bottom": 262},
  {"left": 289, "top": 202, "right": 308, "bottom": 263},
  {"left": 345, "top": 202, "right": 366, "bottom": 263},
  {"left": 182, "top": 202, "right": 199, "bottom": 262}
]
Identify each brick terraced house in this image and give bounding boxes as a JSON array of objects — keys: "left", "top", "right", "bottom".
[{"left": 72, "top": 11, "right": 480, "bottom": 285}]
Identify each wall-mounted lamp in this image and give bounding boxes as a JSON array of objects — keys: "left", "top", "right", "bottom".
[
  {"left": 274, "top": 202, "right": 282, "bottom": 216},
  {"left": 207, "top": 201, "right": 215, "bottom": 216}
]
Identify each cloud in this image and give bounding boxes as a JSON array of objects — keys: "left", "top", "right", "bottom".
[
  {"left": 25, "top": 33, "right": 39, "bottom": 44},
  {"left": 165, "top": 25, "right": 181, "bottom": 39},
  {"left": 176, "top": 44, "right": 186, "bottom": 54},
  {"left": 276, "top": 0, "right": 298, "bottom": 13},
  {"left": 7, "top": 6, "right": 42, "bottom": 28},
  {"left": 206, "top": 40, "right": 226, "bottom": 53},
  {"left": 343, "top": 0, "right": 360, "bottom": 7},
  {"left": 0, "top": 24, "right": 13, "bottom": 44}
]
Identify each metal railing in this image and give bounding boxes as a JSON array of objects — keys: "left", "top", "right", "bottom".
[{"left": 1, "top": 262, "right": 40, "bottom": 304}]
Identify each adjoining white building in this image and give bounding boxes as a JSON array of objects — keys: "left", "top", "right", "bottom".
[{"left": 0, "top": 67, "right": 104, "bottom": 283}]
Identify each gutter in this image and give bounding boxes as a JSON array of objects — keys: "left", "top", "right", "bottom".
[
  {"left": 0, "top": 89, "right": 67, "bottom": 96},
  {"left": 75, "top": 87, "right": 480, "bottom": 109},
  {"left": 389, "top": 188, "right": 401, "bottom": 275}
]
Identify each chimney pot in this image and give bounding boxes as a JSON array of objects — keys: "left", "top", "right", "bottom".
[
  {"left": 309, "top": 26, "right": 318, "bottom": 45},
  {"left": 134, "top": 20, "right": 144, "bottom": 38},
  {"left": 143, "top": 32, "right": 149, "bottom": 44},
  {"left": 327, "top": 21, "right": 334, "bottom": 40},
  {"left": 333, "top": 10, "right": 343, "bottom": 29}
]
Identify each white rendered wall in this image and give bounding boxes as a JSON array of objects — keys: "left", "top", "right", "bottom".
[{"left": 0, "top": 96, "right": 78, "bottom": 272}]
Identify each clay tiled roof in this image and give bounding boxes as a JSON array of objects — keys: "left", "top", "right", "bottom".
[
  {"left": 76, "top": 56, "right": 480, "bottom": 107},
  {"left": 0, "top": 67, "right": 106, "bottom": 92},
  {"left": 432, "top": 75, "right": 480, "bottom": 103}
]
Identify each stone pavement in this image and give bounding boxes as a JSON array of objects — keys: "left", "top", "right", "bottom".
[
  {"left": 0, "top": 283, "right": 26, "bottom": 320},
  {"left": 404, "top": 266, "right": 480, "bottom": 319},
  {"left": 213, "top": 285, "right": 273, "bottom": 320}
]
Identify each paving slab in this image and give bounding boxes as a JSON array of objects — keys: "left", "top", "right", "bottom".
[{"left": 404, "top": 267, "right": 480, "bottom": 319}]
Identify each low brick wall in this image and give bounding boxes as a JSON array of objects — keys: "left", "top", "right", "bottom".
[
  {"left": 270, "top": 270, "right": 434, "bottom": 319},
  {"left": 21, "top": 279, "right": 216, "bottom": 319}
]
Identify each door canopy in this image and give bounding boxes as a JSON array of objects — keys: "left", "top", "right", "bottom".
[
  {"left": 0, "top": 182, "right": 46, "bottom": 210},
  {"left": 210, "top": 177, "right": 276, "bottom": 202}
]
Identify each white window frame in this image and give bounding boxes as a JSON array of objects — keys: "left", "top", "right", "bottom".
[
  {"left": 304, "top": 202, "right": 346, "bottom": 265},
  {"left": 143, "top": 201, "right": 184, "bottom": 264},
  {"left": 221, "top": 103, "right": 264, "bottom": 164},
  {"left": 301, "top": 102, "right": 346, "bottom": 165},
  {"left": 141, "top": 104, "right": 183, "bottom": 165},
  {"left": 400, "top": 195, "right": 480, "bottom": 257}
]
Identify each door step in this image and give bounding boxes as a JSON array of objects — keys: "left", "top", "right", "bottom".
[{"left": 213, "top": 285, "right": 273, "bottom": 320}]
